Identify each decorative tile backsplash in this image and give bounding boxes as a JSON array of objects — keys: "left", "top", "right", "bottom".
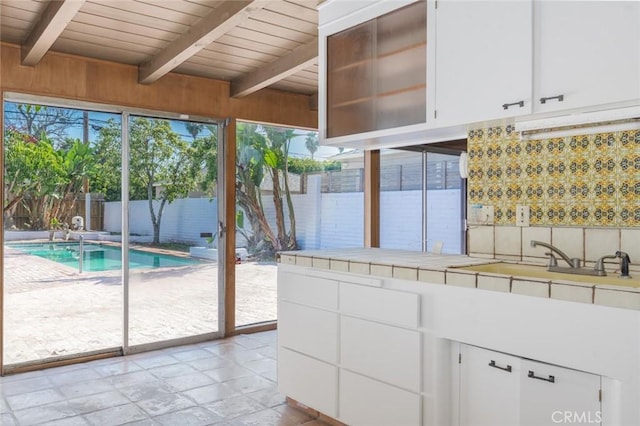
[{"left": 467, "top": 126, "right": 640, "bottom": 227}]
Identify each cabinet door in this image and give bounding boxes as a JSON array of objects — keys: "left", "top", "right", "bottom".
[
  {"left": 340, "top": 369, "right": 421, "bottom": 426},
  {"left": 534, "top": 1, "right": 640, "bottom": 113},
  {"left": 520, "top": 359, "right": 601, "bottom": 426},
  {"left": 434, "top": 0, "right": 532, "bottom": 127},
  {"left": 278, "top": 348, "right": 338, "bottom": 418},
  {"left": 459, "top": 344, "right": 521, "bottom": 426}
]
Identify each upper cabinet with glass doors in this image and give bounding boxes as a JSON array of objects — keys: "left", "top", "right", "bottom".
[
  {"left": 319, "top": 0, "right": 428, "bottom": 146},
  {"left": 319, "top": 0, "right": 640, "bottom": 148}
]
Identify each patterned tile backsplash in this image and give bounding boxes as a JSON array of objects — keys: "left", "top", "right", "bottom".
[{"left": 467, "top": 125, "right": 640, "bottom": 227}]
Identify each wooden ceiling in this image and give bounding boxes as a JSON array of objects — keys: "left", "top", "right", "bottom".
[{"left": 0, "top": 0, "right": 319, "bottom": 98}]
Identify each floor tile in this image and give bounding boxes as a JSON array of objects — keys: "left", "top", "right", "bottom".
[
  {"left": 0, "top": 397, "right": 10, "bottom": 414},
  {"left": 1, "top": 412, "right": 18, "bottom": 426},
  {"left": 58, "top": 378, "right": 116, "bottom": 399},
  {"left": 131, "top": 354, "right": 179, "bottom": 370},
  {"left": 181, "top": 383, "right": 239, "bottom": 405},
  {"left": 170, "top": 349, "right": 213, "bottom": 363},
  {"left": 48, "top": 368, "right": 101, "bottom": 387},
  {"left": 66, "top": 390, "right": 130, "bottom": 415},
  {"left": 225, "top": 408, "right": 283, "bottom": 426},
  {"left": 153, "top": 406, "right": 222, "bottom": 426},
  {"left": 12, "top": 400, "right": 77, "bottom": 425},
  {"left": 118, "top": 382, "right": 177, "bottom": 403},
  {"left": 6, "top": 388, "right": 66, "bottom": 411},
  {"left": 93, "top": 360, "right": 143, "bottom": 378},
  {"left": 136, "top": 393, "right": 196, "bottom": 417},
  {"left": 147, "top": 362, "right": 197, "bottom": 379},
  {"left": 42, "top": 415, "right": 91, "bottom": 425},
  {"left": 106, "top": 371, "right": 158, "bottom": 389},
  {"left": 0, "top": 331, "right": 318, "bottom": 426},
  {"left": 163, "top": 372, "right": 216, "bottom": 392},
  {"left": 187, "top": 356, "right": 231, "bottom": 372},
  {"left": 83, "top": 403, "right": 149, "bottom": 426},
  {"left": 224, "top": 375, "right": 274, "bottom": 394},
  {"left": 204, "top": 365, "right": 254, "bottom": 383},
  {"left": 0, "top": 376, "right": 55, "bottom": 396},
  {"left": 245, "top": 387, "right": 286, "bottom": 408},
  {"left": 204, "top": 395, "right": 265, "bottom": 420}
]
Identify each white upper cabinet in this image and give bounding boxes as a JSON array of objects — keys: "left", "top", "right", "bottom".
[
  {"left": 433, "top": 0, "right": 532, "bottom": 127},
  {"left": 533, "top": 1, "right": 640, "bottom": 114}
]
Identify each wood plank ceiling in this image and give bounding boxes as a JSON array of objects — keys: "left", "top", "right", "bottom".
[{"left": 0, "top": 0, "right": 319, "bottom": 99}]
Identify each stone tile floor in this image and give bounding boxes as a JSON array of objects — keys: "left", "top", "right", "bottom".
[{"left": 1, "top": 331, "right": 328, "bottom": 426}]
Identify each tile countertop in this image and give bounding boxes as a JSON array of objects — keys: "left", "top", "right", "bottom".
[{"left": 278, "top": 248, "right": 640, "bottom": 311}]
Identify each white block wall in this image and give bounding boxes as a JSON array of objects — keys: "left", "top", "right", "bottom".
[{"left": 104, "top": 178, "right": 462, "bottom": 252}]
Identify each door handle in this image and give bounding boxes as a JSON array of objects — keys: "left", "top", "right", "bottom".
[
  {"left": 528, "top": 370, "right": 555, "bottom": 383},
  {"left": 488, "top": 360, "right": 512, "bottom": 372}
]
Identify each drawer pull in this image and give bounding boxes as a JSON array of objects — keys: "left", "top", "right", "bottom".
[
  {"left": 528, "top": 370, "right": 555, "bottom": 383},
  {"left": 502, "top": 100, "right": 524, "bottom": 110},
  {"left": 539, "top": 94, "right": 564, "bottom": 104},
  {"left": 488, "top": 360, "right": 512, "bottom": 372}
]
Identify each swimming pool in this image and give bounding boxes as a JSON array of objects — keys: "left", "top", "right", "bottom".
[{"left": 7, "top": 242, "right": 200, "bottom": 272}]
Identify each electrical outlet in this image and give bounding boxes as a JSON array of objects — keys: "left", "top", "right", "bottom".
[
  {"left": 469, "top": 204, "right": 494, "bottom": 225},
  {"left": 516, "top": 205, "right": 530, "bottom": 227},
  {"left": 482, "top": 205, "right": 494, "bottom": 225}
]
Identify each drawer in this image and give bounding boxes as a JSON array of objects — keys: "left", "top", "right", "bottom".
[
  {"left": 341, "top": 316, "right": 421, "bottom": 392},
  {"left": 278, "top": 301, "right": 338, "bottom": 363},
  {"left": 340, "top": 282, "right": 420, "bottom": 327},
  {"left": 278, "top": 270, "right": 338, "bottom": 309},
  {"left": 278, "top": 348, "right": 337, "bottom": 418},
  {"left": 339, "top": 369, "right": 421, "bottom": 426}
]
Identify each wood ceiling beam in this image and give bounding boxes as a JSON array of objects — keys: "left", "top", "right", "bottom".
[
  {"left": 21, "top": 0, "right": 86, "bottom": 66},
  {"left": 139, "top": 0, "right": 269, "bottom": 84},
  {"left": 231, "top": 38, "right": 318, "bottom": 98}
]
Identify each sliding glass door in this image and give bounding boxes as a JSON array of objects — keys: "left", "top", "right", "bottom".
[
  {"left": 126, "top": 114, "right": 221, "bottom": 348},
  {"left": 2, "top": 100, "right": 123, "bottom": 367},
  {"left": 2, "top": 97, "right": 225, "bottom": 369}
]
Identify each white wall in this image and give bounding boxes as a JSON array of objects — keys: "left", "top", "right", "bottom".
[{"left": 104, "top": 180, "right": 462, "bottom": 252}]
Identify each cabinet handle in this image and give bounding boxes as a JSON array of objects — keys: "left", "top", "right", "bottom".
[
  {"left": 502, "top": 101, "right": 524, "bottom": 110},
  {"left": 528, "top": 370, "right": 555, "bottom": 383},
  {"left": 488, "top": 360, "right": 512, "bottom": 372},
  {"left": 539, "top": 94, "right": 564, "bottom": 104}
]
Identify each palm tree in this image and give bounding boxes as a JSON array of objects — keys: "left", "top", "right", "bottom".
[{"left": 305, "top": 131, "right": 319, "bottom": 159}]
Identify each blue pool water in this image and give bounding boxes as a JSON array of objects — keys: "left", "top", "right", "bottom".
[{"left": 8, "top": 242, "right": 199, "bottom": 272}]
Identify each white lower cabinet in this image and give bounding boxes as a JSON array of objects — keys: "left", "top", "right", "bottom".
[
  {"left": 340, "top": 369, "right": 421, "bottom": 426},
  {"left": 340, "top": 316, "right": 421, "bottom": 392},
  {"left": 459, "top": 344, "right": 521, "bottom": 426},
  {"left": 520, "top": 359, "right": 601, "bottom": 426},
  {"left": 278, "top": 348, "right": 338, "bottom": 417},
  {"left": 458, "top": 344, "right": 602, "bottom": 426}
]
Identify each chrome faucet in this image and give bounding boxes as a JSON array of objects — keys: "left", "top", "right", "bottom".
[{"left": 530, "top": 240, "right": 581, "bottom": 269}]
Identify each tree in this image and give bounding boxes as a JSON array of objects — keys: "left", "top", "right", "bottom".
[
  {"left": 129, "top": 117, "right": 200, "bottom": 244},
  {"left": 304, "top": 131, "right": 319, "bottom": 160},
  {"left": 5, "top": 103, "right": 83, "bottom": 147},
  {"left": 3, "top": 128, "right": 67, "bottom": 229},
  {"left": 91, "top": 119, "right": 123, "bottom": 202},
  {"left": 235, "top": 123, "right": 299, "bottom": 256}
]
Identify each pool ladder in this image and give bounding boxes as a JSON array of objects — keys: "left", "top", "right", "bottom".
[{"left": 78, "top": 235, "right": 84, "bottom": 273}]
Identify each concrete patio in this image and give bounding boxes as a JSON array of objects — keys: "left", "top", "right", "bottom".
[{"left": 3, "top": 246, "right": 277, "bottom": 366}]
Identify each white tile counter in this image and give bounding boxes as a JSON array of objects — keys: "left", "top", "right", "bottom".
[{"left": 278, "top": 248, "right": 640, "bottom": 311}]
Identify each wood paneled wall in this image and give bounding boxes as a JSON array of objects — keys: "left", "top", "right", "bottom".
[{"left": 0, "top": 42, "right": 317, "bottom": 129}]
